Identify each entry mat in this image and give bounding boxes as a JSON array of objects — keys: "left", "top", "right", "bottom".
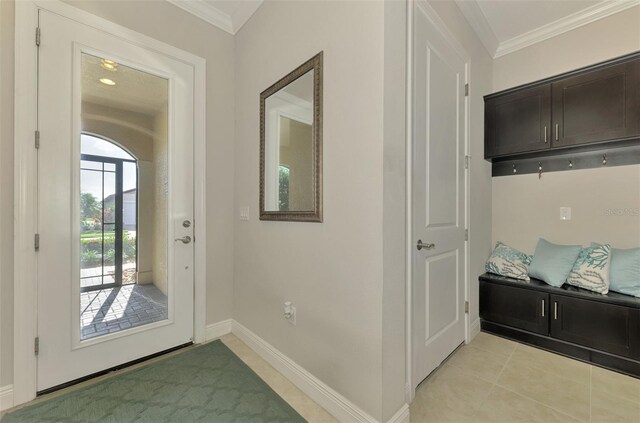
[{"left": 2, "top": 340, "right": 307, "bottom": 423}]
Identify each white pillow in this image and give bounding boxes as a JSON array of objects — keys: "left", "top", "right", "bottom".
[
  {"left": 485, "top": 242, "right": 532, "bottom": 281},
  {"left": 566, "top": 243, "right": 611, "bottom": 294}
]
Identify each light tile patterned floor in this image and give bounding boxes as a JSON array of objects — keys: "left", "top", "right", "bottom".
[
  {"left": 80, "top": 284, "right": 168, "bottom": 340},
  {"left": 411, "top": 331, "right": 640, "bottom": 422},
  {"left": 220, "top": 334, "right": 338, "bottom": 423}
]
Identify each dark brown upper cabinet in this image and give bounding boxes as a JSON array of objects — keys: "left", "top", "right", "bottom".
[
  {"left": 485, "top": 84, "right": 551, "bottom": 157},
  {"left": 552, "top": 59, "right": 640, "bottom": 148},
  {"left": 485, "top": 52, "right": 640, "bottom": 160}
]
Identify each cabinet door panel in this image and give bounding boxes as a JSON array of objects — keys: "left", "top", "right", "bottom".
[
  {"left": 480, "top": 282, "right": 549, "bottom": 335},
  {"left": 553, "top": 58, "right": 640, "bottom": 147},
  {"left": 485, "top": 84, "right": 551, "bottom": 158},
  {"left": 550, "top": 295, "right": 640, "bottom": 359}
]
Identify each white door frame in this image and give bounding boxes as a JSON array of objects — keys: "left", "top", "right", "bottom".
[
  {"left": 405, "top": 0, "right": 471, "bottom": 402},
  {"left": 14, "top": 0, "right": 207, "bottom": 406}
]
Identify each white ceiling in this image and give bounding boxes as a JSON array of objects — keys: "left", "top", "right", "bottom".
[
  {"left": 166, "top": 0, "right": 263, "bottom": 34},
  {"left": 455, "top": 0, "right": 639, "bottom": 57}
]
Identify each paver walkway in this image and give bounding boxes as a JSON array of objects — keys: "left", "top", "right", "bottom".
[{"left": 80, "top": 284, "right": 168, "bottom": 340}]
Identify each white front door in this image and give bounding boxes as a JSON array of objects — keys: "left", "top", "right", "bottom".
[
  {"left": 36, "top": 9, "right": 195, "bottom": 391},
  {"left": 412, "top": 3, "right": 468, "bottom": 387}
]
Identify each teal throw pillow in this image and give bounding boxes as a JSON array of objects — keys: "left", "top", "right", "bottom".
[
  {"left": 528, "top": 238, "right": 582, "bottom": 287},
  {"left": 609, "top": 247, "right": 640, "bottom": 297},
  {"left": 566, "top": 244, "right": 611, "bottom": 294},
  {"left": 485, "top": 242, "right": 532, "bottom": 280}
]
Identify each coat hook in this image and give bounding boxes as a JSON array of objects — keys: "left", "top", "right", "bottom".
[
  {"left": 538, "top": 162, "right": 543, "bottom": 179},
  {"left": 513, "top": 164, "right": 517, "bottom": 174},
  {"left": 603, "top": 154, "right": 607, "bottom": 165},
  {"left": 569, "top": 160, "right": 573, "bottom": 168}
]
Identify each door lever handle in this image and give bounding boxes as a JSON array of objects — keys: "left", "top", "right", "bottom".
[
  {"left": 416, "top": 240, "right": 435, "bottom": 251},
  {"left": 175, "top": 236, "right": 192, "bottom": 244}
]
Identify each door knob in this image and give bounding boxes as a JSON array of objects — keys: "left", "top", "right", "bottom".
[
  {"left": 175, "top": 236, "right": 192, "bottom": 244},
  {"left": 416, "top": 240, "right": 435, "bottom": 251}
]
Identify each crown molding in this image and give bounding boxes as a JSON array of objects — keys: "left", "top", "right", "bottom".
[
  {"left": 494, "top": 0, "right": 640, "bottom": 58},
  {"left": 166, "top": 0, "right": 263, "bottom": 35},
  {"left": 454, "top": 0, "right": 499, "bottom": 57}
]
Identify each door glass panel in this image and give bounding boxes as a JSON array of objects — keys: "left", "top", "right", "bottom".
[{"left": 80, "top": 52, "right": 168, "bottom": 340}]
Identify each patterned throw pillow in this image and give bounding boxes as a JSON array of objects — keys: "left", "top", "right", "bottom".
[
  {"left": 485, "top": 242, "right": 532, "bottom": 281},
  {"left": 566, "top": 244, "right": 612, "bottom": 294}
]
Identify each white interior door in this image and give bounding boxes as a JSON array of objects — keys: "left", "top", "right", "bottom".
[
  {"left": 37, "top": 9, "right": 194, "bottom": 391},
  {"left": 412, "top": 3, "right": 468, "bottom": 387}
]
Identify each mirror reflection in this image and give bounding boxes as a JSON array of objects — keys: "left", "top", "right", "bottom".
[
  {"left": 260, "top": 52, "right": 322, "bottom": 222},
  {"left": 264, "top": 71, "right": 314, "bottom": 212}
]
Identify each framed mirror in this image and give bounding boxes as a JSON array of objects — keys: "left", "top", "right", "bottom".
[{"left": 260, "top": 52, "right": 323, "bottom": 222}]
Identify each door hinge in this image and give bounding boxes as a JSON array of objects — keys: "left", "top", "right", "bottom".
[
  {"left": 464, "top": 155, "right": 471, "bottom": 169},
  {"left": 465, "top": 228, "right": 469, "bottom": 241},
  {"left": 34, "top": 337, "right": 40, "bottom": 355},
  {"left": 34, "top": 233, "right": 40, "bottom": 251},
  {"left": 35, "top": 130, "right": 40, "bottom": 149},
  {"left": 35, "top": 27, "right": 41, "bottom": 46},
  {"left": 464, "top": 301, "right": 469, "bottom": 314},
  {"left": 465, "top": 83, "right": 469, "bottom": 97}
]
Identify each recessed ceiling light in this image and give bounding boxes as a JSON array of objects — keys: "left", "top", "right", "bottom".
[
  {"left": 100, "top": 59, "right": 118, "bottom": 71},
  {"left": 99, "top": 78, "right": 116, "bottom": 86}
]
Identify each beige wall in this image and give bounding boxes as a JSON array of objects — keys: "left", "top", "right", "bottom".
[
  {"left": 82, "top": 101, "right": 155, "bottom": 161},
  {"left": 234, "top": 0, "right": 386, "bottom": 418},
  {"left": 492, "top": 6, "right": 640, "bottom": 252},
  {"left": 493, "top": 165, "right": 640, "bottom": 254},
  {"left": 0, "top": 0, "right": 15, "bottom": 389},
  {"left": 381, "top": 1, "right": 407, "bottom": 419},
  {"left": 0, "top": 0, "right": 236, "bottom": 387}
]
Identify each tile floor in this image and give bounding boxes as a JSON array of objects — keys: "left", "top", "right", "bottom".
[
  {"left": 411, "top": 331, "right": 640, "bottom": 422},
  {"left": 80, "top": 284, "right": 168, "bottom": 340},
  {"left": 6, "top": 330, "right": 638, "bottom": 422},
  {"left": 220, "top": 334, "right": 338, "bottom": 423}
]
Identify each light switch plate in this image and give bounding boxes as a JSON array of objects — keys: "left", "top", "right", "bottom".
[
  {"left": 239, "top": 206, "right": 250, "bottom": 221},
  {"left": 560, "top": 207, "right": 572, "bottom": 221}
]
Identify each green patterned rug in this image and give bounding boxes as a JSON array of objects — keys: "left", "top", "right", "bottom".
[{"left": 2, "top": 341, "right": 306, "bottom": 423}]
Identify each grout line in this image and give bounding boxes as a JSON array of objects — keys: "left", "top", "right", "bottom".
[
  {"left": 495, "top": 344, "right": 589, "bottom": 422},
  {"left": 498, "top": 383, "right": 583, "bottom": 422},
  {"left": 483, "top": 339, "right": 516, "bottom": 403}
]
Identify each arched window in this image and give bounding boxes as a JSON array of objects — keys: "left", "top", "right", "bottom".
[{"left": 80, "top": 133, "right": 138, "bottom": 292}]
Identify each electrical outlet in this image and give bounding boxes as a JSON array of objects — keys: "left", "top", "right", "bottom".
[
  {"left": 560, "top": 207, "right": 572, "bottom": 221},
  {"left": 283, "top": 301, "right": 296, "bottom": 326},
  {"left": 288, "top": 306, "right": 296, "bottom": 325}
]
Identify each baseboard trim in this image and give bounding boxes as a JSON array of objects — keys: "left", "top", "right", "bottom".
[
  {"left": 0, "top": 385, "right": 14, "bottom": 412},
  {"left": 386, "top": 403, "right": 410, "bottom": 423},
  {"left": 204, "top": 319, "right": 232, "bottom": 341},
  {"left": 231, "top": 320, "right": 380, "bottom": 423},
  {"left": 469, "top": 317, "right": 481, "bottom": 341}
]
